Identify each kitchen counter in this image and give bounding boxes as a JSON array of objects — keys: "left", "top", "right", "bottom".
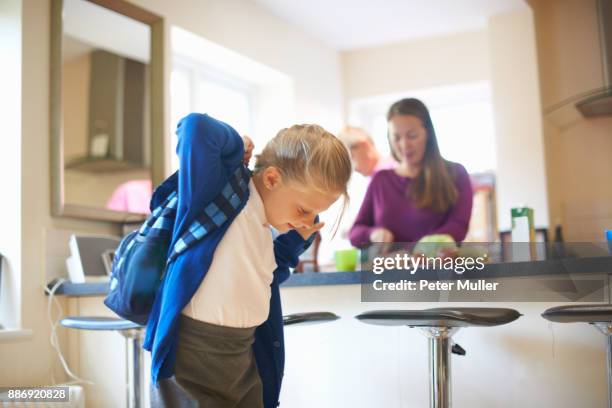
[
  {"left": 50, "top": 242, "right": 612, "bottom": 407},
  {"left": 47, "top": 242, "right": 612, "bottom": 297}
]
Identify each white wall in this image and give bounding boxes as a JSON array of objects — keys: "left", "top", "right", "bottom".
[
  {"left": 342, "top": 30, "right": 490, "bottom": 104},
  {"left": 488, "top": 9, "right": 549, "bottom": 231},
  {"left": 0, "top": 0, "right": 22, "bottom": 330}
]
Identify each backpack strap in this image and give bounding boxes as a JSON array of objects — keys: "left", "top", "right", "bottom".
[
  {"left": 168, "top": 165, "right": 251, "bottom": 262},
  {"left": 114, "top": 190, "right": 178, "bottom": 273},
  {"left": 139, "top": 191, "right": 178, "bottom": 239},
  {"left": 149, "top": 171, "right": 178, "bottom": 211}
]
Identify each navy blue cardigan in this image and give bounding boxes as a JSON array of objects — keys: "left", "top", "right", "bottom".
[{"left": 143, "top": 113, "right": 312, "bottom": 407}]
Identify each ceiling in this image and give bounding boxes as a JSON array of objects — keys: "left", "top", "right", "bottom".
[{"left": 251, "top": 0, "right": 527, "bottom": 50}]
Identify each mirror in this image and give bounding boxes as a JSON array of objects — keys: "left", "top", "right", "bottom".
[{"left": 51, "top": 0, "right": 165, "bottom": 222}]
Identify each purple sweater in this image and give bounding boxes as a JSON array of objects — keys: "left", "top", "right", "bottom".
[{"left": 349, "top": 162, "right": 473, "bottom": 246}]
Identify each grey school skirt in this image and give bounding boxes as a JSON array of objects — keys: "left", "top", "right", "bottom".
[{"left": 150, "top": 315, "right": 264, "bottom": 408}]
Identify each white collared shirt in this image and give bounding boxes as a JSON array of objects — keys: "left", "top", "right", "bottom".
[{"left": 182, "top": 180, "right": 277, "bottom": 328}]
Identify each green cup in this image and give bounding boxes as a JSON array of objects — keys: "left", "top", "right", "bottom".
[{"left": 334, "top": 249, "right": 359, "bottom": 272}]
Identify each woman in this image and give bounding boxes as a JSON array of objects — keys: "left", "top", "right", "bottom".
[{"left": 349, "top": 98, "right": 473, "bottom": 247}]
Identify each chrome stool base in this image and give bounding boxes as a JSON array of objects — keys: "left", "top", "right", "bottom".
[
  {"left": 543, "top": 305, "right": 612, "bottom": 408},
  {"left": 357, "top": 308, "right": 521, "bottom": 408},
  {"left": 60, "top": 317, "right": 144, "bottom": 408},
  {"left": 421, "top": 327, "right": 459, "bottom": 408}
]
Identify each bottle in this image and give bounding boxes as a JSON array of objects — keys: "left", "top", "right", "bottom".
[
  {"left": 552, "top": 220, "right": 566, "bottom": 258},
  {"left": 511, "top": 207, "right": 535, "bottom": 261},
  {"left": 510, "top": 207, "right": 535, "bottom": 242},
  {"left": 553, "top": 222, "right": 564, "bottom": 243}
]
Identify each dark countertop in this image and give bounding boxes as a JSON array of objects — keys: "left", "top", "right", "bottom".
[
  {"left": 47, "top": 243, "right": 612, "bottom": 297},
  {"left": 47, "top": 271, "right": 362, "bottom": 297}
]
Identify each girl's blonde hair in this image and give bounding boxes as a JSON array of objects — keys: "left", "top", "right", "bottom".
[{"left": 254, "top": 124, "right": 352, "bottom": 235}]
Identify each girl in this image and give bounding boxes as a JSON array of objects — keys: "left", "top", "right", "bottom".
[{"left": 145, "top": 113, "right": 352, "bottom": 408}]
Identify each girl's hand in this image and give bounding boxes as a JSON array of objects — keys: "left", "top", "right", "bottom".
[
  {"left": 369, "top": 227, "right": 394, "bottom": 243},
  {"left": 242, "top": 135, "right": 254, "bottom": 165},
  {"left": 295, "top": 221, "right": 325, "bottom": 240}
]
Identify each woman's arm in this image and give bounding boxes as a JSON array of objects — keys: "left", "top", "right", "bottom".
[
  {"left": 430, "top": 164, "right": 473, "bottom": 242},
  {"left": 349, "top": 180, "right": 377, "bottom": 248},
  {"left": 173, "top": 113, "right": 244, "bottom": 238}
]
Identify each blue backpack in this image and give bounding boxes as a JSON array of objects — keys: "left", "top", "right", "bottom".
[{"left": 104, "top": 166, "right": 251, "bottom": 325}]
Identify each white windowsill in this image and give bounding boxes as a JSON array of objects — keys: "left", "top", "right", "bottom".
[{"left": 0, "top": 328, "right": 34, "bottom": 342}]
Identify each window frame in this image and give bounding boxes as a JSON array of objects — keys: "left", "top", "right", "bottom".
[{"left": 170, "top": 55, "right": 258, "bottom": 172}]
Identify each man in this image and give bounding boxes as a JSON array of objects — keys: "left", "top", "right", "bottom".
[
  {"left": 316, "top": 126, "right": 396, "bottom": 269},
  {"left": 337, "top": 126, "right": 396, "bottom": 178}
]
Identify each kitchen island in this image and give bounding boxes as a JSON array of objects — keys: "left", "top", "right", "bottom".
[
  {"left": 50, "top": 242, "right": 612, "bottom": 298},
  {"left": 48, "top": 243, "right": 612, "bottom": 407}
]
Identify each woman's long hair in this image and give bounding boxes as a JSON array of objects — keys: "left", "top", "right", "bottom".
[{"left": 387, "top": 98, "right": 458, "bottom": 213}]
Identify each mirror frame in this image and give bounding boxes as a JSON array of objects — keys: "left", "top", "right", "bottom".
[{"left": 50, "top": 0, "right": 165, "bottom": 223}]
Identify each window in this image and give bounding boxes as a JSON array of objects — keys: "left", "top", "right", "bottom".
[
  {"left": 170, "top": 58, "right": 255, "bottom": 172},
  {"left": 169, "top": 26, "right": 294, "bottom": 173},
  {"left": 349, "top": 81, "right": 496, "bottom": 174}
]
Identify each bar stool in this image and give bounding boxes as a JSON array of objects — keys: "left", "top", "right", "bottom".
[
  {"left": 356, "top": 308, "right": 521, "bottom": 408},
  {"left": 60, "top": 316, "right": 145, "bottom": 408},
  {"left": 542, "top": 304, "right": 612, "bottom": 408},
  {"left": 283, "top": 311, "right": 339, "bottom": 326}
]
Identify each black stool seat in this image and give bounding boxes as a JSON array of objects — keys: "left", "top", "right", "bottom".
[
  {"left": 60, "top": 316, "right": 142, "bottom": 331},
  {"left": 542, "top": 304, "right": 612, "bottom": 323},
  {"left": 356, "top": 308, "right": 521, "bottom": 328},
  {"left": 283, "top": 312, "right": 340, "bottom": 326}
]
